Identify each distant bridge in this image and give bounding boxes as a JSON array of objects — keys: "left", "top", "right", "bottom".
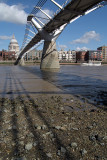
[{"left": 15, "top": 0, "right": 107, "bottom": 69}]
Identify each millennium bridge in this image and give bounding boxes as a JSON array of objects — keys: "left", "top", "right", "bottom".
[{"left": 15, "top": 0, "right": 107, "bottom": 69}]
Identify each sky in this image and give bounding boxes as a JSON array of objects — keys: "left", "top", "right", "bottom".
[{"left": 0, "top": 0, "right": 107, "bottom": 51}]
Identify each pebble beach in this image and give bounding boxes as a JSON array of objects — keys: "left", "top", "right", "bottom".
[{"left": 0, "top": 94, "right": 106, "bottom": 160}]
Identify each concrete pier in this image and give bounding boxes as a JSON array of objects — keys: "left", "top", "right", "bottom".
[
  {"left": 40, "top": 41, "right": 60, "bottom": 69},
  {"left": 19, "top": 58, "right": 25, "bottom": 66}
]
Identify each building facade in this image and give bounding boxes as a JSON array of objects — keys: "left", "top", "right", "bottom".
[
  {"left": 76, "top": 50, "right": 102, "bottom": 62},
  {"left": 97, "top": 46, "right": 107, "bottom": 62},
  {"left": 0, "top": 50, "right": 16, "bottom": 61},
  {"left": 25, "top": 49, "right": 42, "bottom": 61},
  {"left": 58, "top": 50, "right": 76, "bottom": 62},
  {"left": 86, "top": 50, "right": 102, "bottom": 61},
  {"left": 76, "top": 51, "right": 87, "bottom": 62},
  {"left": 8, "top": 34, "right": 19, "bottom": 53}
]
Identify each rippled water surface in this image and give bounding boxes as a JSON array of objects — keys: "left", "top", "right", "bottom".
[{"left": 29, "top": 65, "right": 107, "bottom": 105}]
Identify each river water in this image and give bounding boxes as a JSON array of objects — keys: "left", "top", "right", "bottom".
[{"left": 28, "top": 64, "right": 107, "bottom": 105}]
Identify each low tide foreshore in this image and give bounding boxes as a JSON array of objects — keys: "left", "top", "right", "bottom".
[
  {"left": 0, "top": 94, "right": 106, "bottom": 160},
  {"left": 0, "top": 63, "right": 106, "bottom": 159}
]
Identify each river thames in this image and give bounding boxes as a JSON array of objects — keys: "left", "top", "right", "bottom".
[
  {"left": 29, "top": 64, "right": 107, "bottom": 105},
  {"left": 0, "top": 64, "right": 107, "bottom": 105}
]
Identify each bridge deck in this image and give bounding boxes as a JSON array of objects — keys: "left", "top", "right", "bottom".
[{"left": 44, "top": 0, "right": 103, "bottom": 33}]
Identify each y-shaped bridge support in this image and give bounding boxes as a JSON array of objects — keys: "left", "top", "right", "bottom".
[
  {"left": 28, "top": 15, "right": 67, "bottom": 69},
  {"left": 41, "top": 40, "right": 59, "bottom": 69}
]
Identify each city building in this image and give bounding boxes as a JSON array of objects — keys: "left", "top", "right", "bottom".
[
  {"left": 8, "top": 34, "right": 19, "bottom": 53},
  {"left": 97, "top": 46, "right": 107, "bottom": 62},
  {"left": 76, "top": 50, "right": 102, "bottom": 62},
  {"left": 58, "top": 50, "right": 76, "bottom": 62},
  {"left": 0, "top": 50, "right": 16, "bottom": 61},
  {"left": 86, "top": 50, "right": 102, "bottom": 61},
  {"left": 25, "top": 49, "right": 42, "bottom": 61},
  {"left": 76, "top": 51, "right": 87, "bottom": 62}
]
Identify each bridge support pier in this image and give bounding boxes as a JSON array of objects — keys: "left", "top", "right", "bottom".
[
  {"left": 15, "top": 15, "right": 67, "bottom": 68},
  {"left": 26, "top": 16, "right": 67, "bottom": 69},
  {"left": 40, "top": 41, "right": 60, "bottom": 69},
  {"left": 19, "top": 58, "right": 25, "bottom": 66}
]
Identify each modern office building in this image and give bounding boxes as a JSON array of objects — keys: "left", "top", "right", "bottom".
[
  {"left": 97, "top": 46, "right": 107, "bottom": 62},
  {"left": 86, "top": 50, "right": 102, "bottom": 61}
]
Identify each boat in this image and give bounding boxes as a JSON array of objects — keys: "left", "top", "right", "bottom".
[{"left": 81, "top": 61, "right": 101, "bottom": 66}]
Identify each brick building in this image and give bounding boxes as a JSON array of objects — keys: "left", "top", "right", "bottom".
[
  {"left": 76, "top": 51, "right": 87, "bottom": 62},
  {"left": 0, "top": 50, "right": 16, "bottom": 61},
  {"left": 76, "top": 50, "right": 102, "bottom": 62}
]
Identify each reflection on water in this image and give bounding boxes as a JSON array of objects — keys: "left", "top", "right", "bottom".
[{"left": 29, "top": 65, "right": 107, "bottom": 105}]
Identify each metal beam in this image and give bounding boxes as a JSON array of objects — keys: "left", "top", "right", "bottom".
[
  {"left": 51, "top": 0, "right": 63, "bottom": 9},
  {"left": 34, "top": 16, "right": 45, "bottom": 26},
  {"left": 25, "top": 34, "right": 34, "bottom": 39},
  {"left": 35, "top": 7, "right": 52, "bottom": 19},
  {"left": 26, "top": 28, "right": 35, "bottom": 35},
  {"left": 31, "top": 17, "right": 42, "bottom": 31}
]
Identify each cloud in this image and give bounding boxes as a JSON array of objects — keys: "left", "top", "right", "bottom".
[
  {"left": 76, "top": 46, "right": 89, "bottom": 51},
  {"left": 70, "top": 31, "right": 100, "bottom": 44},
  {"left": 0, "top": 35, "right": 12, "bottom": 40},
  {"left": 58, "top": 44, "right": 67, "bottom": 50},
  {"left": 0, "top": 3, "right": 27, "bottom": 24}
]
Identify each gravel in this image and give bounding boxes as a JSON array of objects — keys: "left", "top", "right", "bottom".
[{"left": 0, "top": 95, "right": 106, "bottom": 160}]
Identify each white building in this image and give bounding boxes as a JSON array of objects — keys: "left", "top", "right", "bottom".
[
  {"left": 8, "top": 34, "right": 19, "bottom": 53},
  {"left": 25, "top": 49, "right": 42, "bottom": 61},
  {"left": 58, "top": 50, "right": 76, "bottom": 62}
]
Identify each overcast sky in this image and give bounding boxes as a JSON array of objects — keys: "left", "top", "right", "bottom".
[{"left": 0, "top": 0, "right": 107, "bottom": 51}]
